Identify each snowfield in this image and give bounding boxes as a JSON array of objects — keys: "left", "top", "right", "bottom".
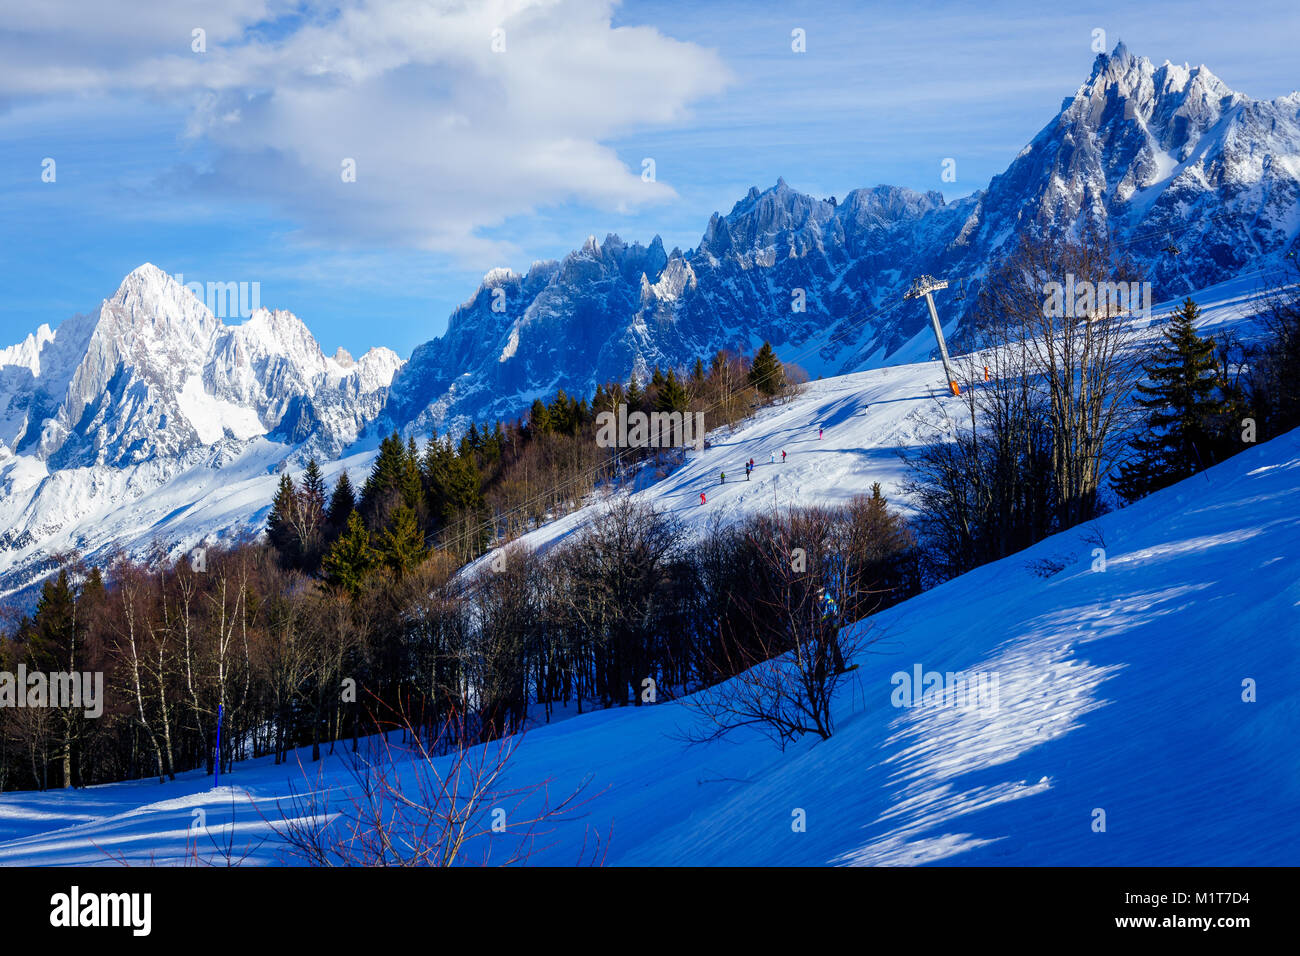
[{"left": 0, "top": 303, "right": 1295, "bottom": 864}]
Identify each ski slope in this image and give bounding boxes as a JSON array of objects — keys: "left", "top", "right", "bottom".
[
  {"left": 469, "top": 271, "right": 1279, "bottom": 569},
  {"left": 0, "top": 363, "right": 1295, "bottom": 865},
  {"left": 0, "top": 271, "right": 1274, "bottom": 605}
]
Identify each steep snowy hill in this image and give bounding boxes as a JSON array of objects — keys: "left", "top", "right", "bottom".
[
  {"left": 0, "top": 375, "right": 1294, "bottom": 866},
  {"left": 381, "top": 44, "right": 1300, "bottom": 436}
]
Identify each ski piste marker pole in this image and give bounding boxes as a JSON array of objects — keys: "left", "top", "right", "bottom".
[{"left": 214, "top": 702, "right": 223, "bottom": 788}]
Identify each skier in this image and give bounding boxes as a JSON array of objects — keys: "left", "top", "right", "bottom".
[
  {"left": 769, "top": 452, "right": 775, "bottom": 465},
  {"left": 819, "top": 426, "right": 823, "bottom": 440},
  {"left": 700, "top": 491, "right": 706, "bottom": 505},
  {"left": 781, "top": 449, "right": 786, "bottom": 463},
  {"left": 720, "top": 471, "right": 725, "bottom": 484},
  {"left": 745, "top": 463, "right": 751, "bottom": 480}
]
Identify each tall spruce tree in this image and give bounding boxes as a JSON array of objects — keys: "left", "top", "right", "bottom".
[
  {"left": 321, "top": 511, "right": 376, "bottom": 597},
  {"left": 327, "top": 471, "right": 356, "bottom": 529},
  {"left": 1117, "top": 298, "right": 1225, "bottom": 501},
  {"left": 655, "top": 368, "right": 690, "bottom": 414},
  {"left": 748, "top": 341, "right": 784, "bottom": 396},
  {"left": 378, "top": 504, "right": 428, "bottom": 578},
  {"left": 529, "top": 398, "right": 552, "bottom": 435},
  {"left": 31, "top": 568, "right": 83, "bottom": 787},
  {"left": 690, "top": 356, "right": 706, "bottom": 396},
  {"left": 297, "top": 458, "right": 328, "bottom": 567},
  {"left": 267, "top": 473, "right": 300, "bottom": 559},
  {"left": 359, "top": 431, "right": 408, "bottom": 527},
  {"left": 625, "top": 375, "right": 644, "bottom": 411}
]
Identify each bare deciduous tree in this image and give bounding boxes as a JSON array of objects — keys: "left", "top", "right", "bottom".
[{"left": 268, "top": 703, "right": 605, "bottom": 866}]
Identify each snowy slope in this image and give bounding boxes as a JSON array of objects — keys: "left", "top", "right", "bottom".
[
  {"left": 0, "top": 313, "right": 1294, "bottom": 866},
  {"left": 463, "top": 272, "right": 1278, "bottom": 570}
]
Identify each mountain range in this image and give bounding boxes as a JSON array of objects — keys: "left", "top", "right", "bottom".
[{"left": 1, "top": 43, "right": 1297, "bottom": 600}]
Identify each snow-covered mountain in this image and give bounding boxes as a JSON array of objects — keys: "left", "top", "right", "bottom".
[
  {"left": 0, "top": 264, "right": 400, "bottom": 595},
  {"left": 0, "top": 264, "right": 400, "bottom": 469},
  {"left": 383, "top": 43, "right": 1300, "bottom": 435},
  {"left": 0, "top": 44, "right": 1296, "bottom": 601}
]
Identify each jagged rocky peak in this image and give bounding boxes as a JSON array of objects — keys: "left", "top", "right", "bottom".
[
  {"left": 333, "top": 346, "right": 355, "bottom": 368},
  {"left": 713, "top": 178, "right": 833, "bottom": 249},
  {"left": 98, "top": 262, "right": 220, "bottom": 347},
  {"left": 839, "top": 184, "right": 946, "bottom": 225},
  {"left": 1065, "top": 42, "right": 1237, "bottom": 143},
  {"left": 238, "top": 307, "right": 330, "bottom": 368}
]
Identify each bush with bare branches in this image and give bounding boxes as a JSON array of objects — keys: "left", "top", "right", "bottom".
[{"left": 267, "top": 703, "right": 605, "bottom": 866}]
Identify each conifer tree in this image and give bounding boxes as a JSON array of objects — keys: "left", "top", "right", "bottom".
[
  {"left": 321, "top": 511, "right": 376, "bottom": 598},
  {"left": 748, "top": 341, "right": 784, "bottom": 396},
  {"left": 31, "top": 568, "right": 83, "bottom": 787},
  {"left": 302, "top": 458, "right": 327, "bottom": 505},
  {"left": 327, "top": 471, "right": 356, "bottom": 529},
  {"left": 529, "top": 398, "right": 552, "bottom": 435},
  {"left": 402, "top": 437, "right": 423, "bottom": 513},
  {"left": 655, "top": 368, "right": 690, "bottom": 414},
  {"left": 267, "top": 473, "right": 300, "bottom": 558},
  {"left": 625, "top": 375, "right": 644, "bottom": 411},
  {"left": 1117, "top": 298, "right": 1225, "bottom": 501},
  {"left": 690, "top": 357, "right": 706, "bottom": 396},
  {"left": 359, "top": 431, "right": 407, "bottom": 527},
  {"left": 296, "top": 458, "right": 328, "bottom": 566},
  {"left": 377, "top": 504, "right": 427, "bottom": 578}
]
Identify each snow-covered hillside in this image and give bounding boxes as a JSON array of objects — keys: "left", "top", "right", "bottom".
[
  {"left": 0, "top": 304, "right": 1294, "bottom": 865},
  {"left": 465, "top": 271, "right": 1276, "bottom": 568}
]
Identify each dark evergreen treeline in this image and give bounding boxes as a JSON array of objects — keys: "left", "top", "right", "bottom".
[
  {"left": 269, "top": 341, "right": 800, "bottom": 580},
  {"left": 0, "top": 487, "right": 917, "bottom": 791}
]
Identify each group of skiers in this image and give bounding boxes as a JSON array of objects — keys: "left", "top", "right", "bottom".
[{"left": 700, "top": 435, "right": 807, "bottom": 504}]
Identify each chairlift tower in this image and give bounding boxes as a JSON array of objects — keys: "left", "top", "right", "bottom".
[{"left": 904, "top": 275, "right": 960, "bottom": 395}]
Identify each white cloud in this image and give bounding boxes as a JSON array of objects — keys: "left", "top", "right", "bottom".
[{"left": 0, "top": 0, "right": 731, "bottom": 257}]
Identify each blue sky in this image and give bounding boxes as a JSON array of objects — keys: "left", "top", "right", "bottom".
[{"left": 1, "top": 0, "right": 1296, "bottom": 358}]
